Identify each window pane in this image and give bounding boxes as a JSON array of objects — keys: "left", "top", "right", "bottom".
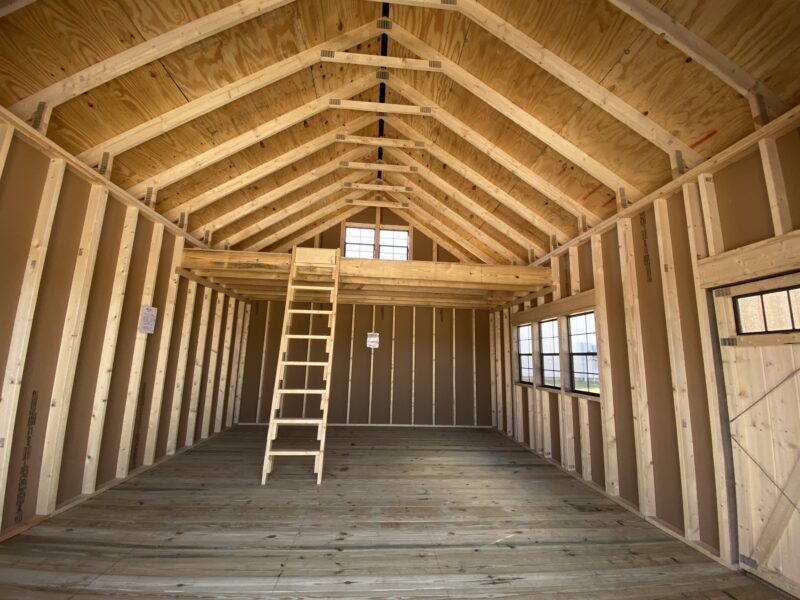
[
  {"left": 570, "top": 314, "right": 586, "bottom": 334},
  {"left": 521, "top": 355, "right": 533, "bottom": 370},
  {"left": 573, "top": 355, "right": 587, "bottom": 374},
  {"left": 763, "top": 291, "right": 792, "bottom": 331},
  {"left": 736, "top": 295, "right": 765, "bottom": 333},
  {"left": 541, "top": 337, "right": 554, "bottom": 354},
  {"left": 519, "top": 339, "right": 531, "bottom": 354},
  {"left": 585, "top": 312, "right": 596, "bottom": 334},
  {"left": 586, "top": 333, "right": 597, "bottom": 353}
]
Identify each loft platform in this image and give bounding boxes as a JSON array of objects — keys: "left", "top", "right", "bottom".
[{"left": 180, "top": 249, "right": 551, "bottom": 308}]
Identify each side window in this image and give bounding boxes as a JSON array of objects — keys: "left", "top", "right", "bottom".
[{"left": 539, "top": 319, "right": 560, "bottom": 388}]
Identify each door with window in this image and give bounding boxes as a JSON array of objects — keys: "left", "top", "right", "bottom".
[{"left": 713, "top": 272, "right": 800, "bottom": 596}]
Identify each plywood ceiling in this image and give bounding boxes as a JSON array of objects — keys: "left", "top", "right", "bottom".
[{"left": 1, "top": 0, "right": 798, "bottom": 264}]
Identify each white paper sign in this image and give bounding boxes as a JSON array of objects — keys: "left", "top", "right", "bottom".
[
  {"left": 366, "top": 331, "right": 379, "bottom": 349},
  {"left": 138, "top": 305, "right": 158, "bottom": 334}
]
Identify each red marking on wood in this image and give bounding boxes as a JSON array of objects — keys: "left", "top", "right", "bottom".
[
  {"left": 556, "top": 164, "right": 568, "bottom": 177},
  {"left": 600, "top": 195, "right": 617, "bottom": 208},
  {"left": 579, "top": 184, "right": 603, "bottom": 203},
  {"left": 690, "top": 130, "right": 717, "bottom": 149}
]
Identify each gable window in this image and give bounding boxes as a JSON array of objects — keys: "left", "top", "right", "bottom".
[
  {"left": 517, "top": 324, "right": 533, "bottom": 384},
  {"left": 539, "top": 319, "right": 560, "bottom": 389},
  {"left": 735, "top": 286, "right": 800, "bottom": 334},
  {"left": 344, "top": 226, "right": 375, "bottom": 259},
  {"left": 568, "top": 311, "right": 599, "bottom": 395},
  {"left": 379, "top": 228, "right": 409, "bottom": 261}
]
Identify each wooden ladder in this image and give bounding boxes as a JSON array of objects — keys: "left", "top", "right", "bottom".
[{"left": 261, "top": 247, "right": 340, "bottom": 485}]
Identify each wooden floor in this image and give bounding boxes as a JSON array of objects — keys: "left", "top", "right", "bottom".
[{"left": 0, "top": 426, "right": 784, "bottom": 599}]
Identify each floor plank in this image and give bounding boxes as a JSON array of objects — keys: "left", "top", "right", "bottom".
[{"left": 0, "top": 426, "right": 784, "bottom": 599}]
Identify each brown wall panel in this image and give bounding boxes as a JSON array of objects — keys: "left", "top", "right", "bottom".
[
  {"left": 715, "top": 150, "right": 773, "bottom": 250},
  {"left": 549, "top": 392, "right": 561, "bottom": 464},
  {"left": 474, "top": 310, "right": 493, "bottom": 427},
  {"left": 260, "top": 301, "right": 284, "bottom": 422},
  {"left": 392, "top": 306, "right": 413, "bottom": 425},
  {"left": 176, "top": 286, "right": 205, "bottom": 450},
  {"left": 601, "top": 228, "right": 639, "bottom": 507},
  {"left": 155, "top": 277, "right": 189, "bottom": 460},
  {"left": 666, "top": 196, "right": 719, "bottom": 548},
  {"left": 634, "top": 208, "right": 683, "bottom": 531},
  {"left": 349, "top": 305, "right": 372, "bottom": 424},
  {"left": 328, "top": 304, "right": 353, "bottom": 424},
  {"left": 57, "top": 198, "right": 126, "bottom": 507},
  {"left": 195, "top": 290, "right": 218, "bottom": 442},
  {"left": 133, "top": 234, "right": 176, "bottom": 469},
  {"left": 370, "top": 305, "right": 393, "bottom": 424},
  {"left": 208, "top": 297, "right": 228, "bottom": 431},
  {"left": 413, "top": 229, "right": 432, "bottom": 261},
  {"left": 434, "top": 307, "right": 454, "bottom": 425},
  {"left": 413, "top": 307, "right": 433, "bottom": 425},
  {"left": 588, "top": 401, "right": 605, "bottom": 487},
  {"left": 0, "top": 139, "right": 49, "bottom": 383},
  {"left": 454, "top": 309, "right": 474, "bottom": 426},
  {"left": 572, "top": 397, "right": 582, "bottom": 477},
  {"left": 4, "top": 170, "right": 89, "bottom": 530},
  {"left": 238, "top": 301, "right": 267, "bottom": 423},
  {"left": 97, "top": 217, "right": 154, "bottom": 487}
]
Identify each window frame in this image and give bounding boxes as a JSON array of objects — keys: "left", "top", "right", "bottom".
[
  {"left": 733, "top": 285, "right": 800, "bottom": 336},
  {"left": 378, "top": 226, "right": 410, "bottom": 261},
  {"left": 343, "top": 225, "right": 376, "bottom": 259},
  {"left": 538, "top": 318, "right": 561, "bottom": 390},
  {"left": 567, "top": 311, "right": 599, "bottom": 397},
  {"left": 516, "top": 324, "right": 533, "bottom": 384}
]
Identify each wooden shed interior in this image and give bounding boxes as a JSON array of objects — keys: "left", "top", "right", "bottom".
[{"left": 0, "top": 0, "right": 799, "bottom": 597}]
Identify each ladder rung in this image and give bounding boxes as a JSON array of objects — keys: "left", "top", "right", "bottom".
[
  {"left": 273, "top": 418, "right": 324, "bottom": 425},
  {"left": 277, "top": 388, "right": 327, "bottom": 394},
  {"left": 286, "top": 334, "right": 330, "bottom": 340},
  {"left": 292, "top": 284, "right": 335, "bottom": 290},
  {"left": 280, "top": 360, "right": 328, "bottom": 366},
  {"left": 288, "top": 309, "right": 334, "bottom": 314},
  {"left": 269, "top": 450, "right": 321, "bottom": 456}
]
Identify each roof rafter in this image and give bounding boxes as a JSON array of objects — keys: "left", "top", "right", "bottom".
[
  {"left": 607, "top": 0, "right": 789, "bottom": 119},
  {"left": 384, "top": 74, "right": 601, "bottom": 224},
  {"left": 10, "top": 0, "right": 296, "bottom": 120},
  {"left": 387, "top": 150, "right": 547, "bottom": 256},
  {"left": 163, "top": 113, "right": 378, "bottom": 221},
  {"left": 384, "top": 193, "right": 486, "bottom": 263},
  {"left": 383, "top": 21, "right": 644, "bottom": 200},
  {"left": 366, "top": 0, "right": 704, "bottom": 166},
  {"left": 391, "top": 207, "right": 476, "bottom": 263},
  {"left": 195, "top": 145, "right": 373, "bottom": 238},
  {"left": 221, "top": 173, "right": 370, "bottom": 248},
  {"left": 385, "top": 116, "right": 572, "bottom": 242},
  {"left": 271, "top": 204, "right": 364, "bottom": 252},
  {"left": 126, "top": 73, "right": 378, "bottom": 198},
  {"left": 78, "top": 22, "right": 379, "bottom": 166},
  {"left": 385, "top": 172, "right": 526, "bottom": 264}
]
